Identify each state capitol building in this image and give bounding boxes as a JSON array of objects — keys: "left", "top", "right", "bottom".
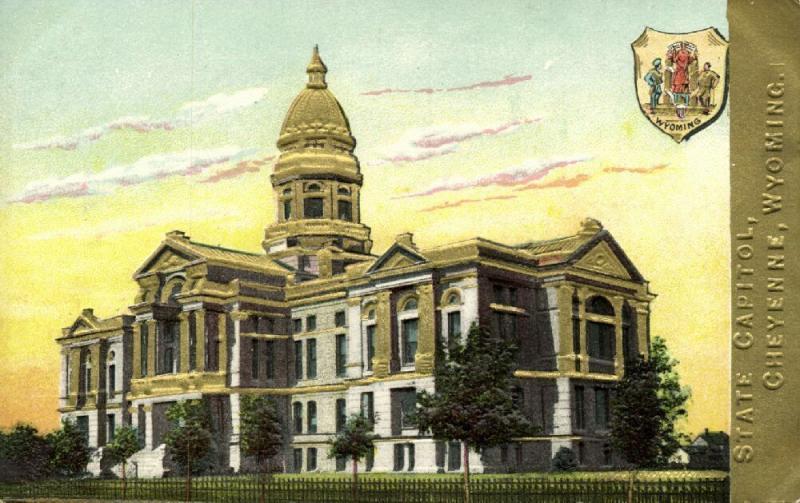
[{"left": 56, "top": 48, "right": 655, "bottom": 476}]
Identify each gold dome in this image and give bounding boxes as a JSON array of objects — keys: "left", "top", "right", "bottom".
[{"left": 278, "top": 46, "right": 354, "bottom": 150}]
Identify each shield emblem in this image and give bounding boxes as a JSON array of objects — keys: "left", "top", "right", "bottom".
[{"left": 632, "top": 27, "right": 728, "bottom": 142}]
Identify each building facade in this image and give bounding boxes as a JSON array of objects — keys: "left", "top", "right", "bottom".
[{"left": 56, "top": 48, "right": 655, "bottom": 476}]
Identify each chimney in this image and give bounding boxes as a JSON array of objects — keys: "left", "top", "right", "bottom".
[
  {"left": 81, "top": 308, "right": 94, "bottom": 317},
  {"left": 167, "top": 230, "right": 190, "bottom": 241},
  {"left": 396, "top": 232, "right": 415, "bottom": 248}
]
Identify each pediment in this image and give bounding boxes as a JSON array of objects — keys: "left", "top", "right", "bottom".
[
  {"left": 367, "top": 244, "right": 428, "bottom": 274},
  {"left": 68, "top": 317, "right": 97, "bottom": 335},
  {"left": 135, "top": 244, "right": 199, "bottom": 277},
  {"left": 573, "top": 241, "right": 632, "bottom": 279}
]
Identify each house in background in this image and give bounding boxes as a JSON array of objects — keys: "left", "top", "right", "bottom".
[
  {"left": 687, "top": 430, "right": 729, "bottom": 470},
  {"left": 56, "top": 48, "right": 655, "bottom": 476}
]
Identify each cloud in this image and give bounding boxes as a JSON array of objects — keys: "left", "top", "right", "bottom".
[
  {"left": 370, "top": 117, "right": 540, "bottom": 165},
  {"left": 602, "top": 164, "right": 668, "bottom": 174},
  {"left": 199, "top": 155, "right": 275, "bottom": 184},
  {"left": 514, "top": 174, "right": 593, "bottom": 191},
  {"left": 395, "top": 155, "right": 591, "bottom": 199},
  {"left": 28, "top": 206, "right": 244, "bottom": 241},
  {"left": 9, "top": 146, "right": 254, "bottom": 204},
  {"left": 361, "top": 74, "right": 531, "bottom": 96},
  {"left": 13, "top": 87, "right": 268, "bottom": 151},
  {"left": 420, "top": 195, "right": 517, "bottom": 212}
]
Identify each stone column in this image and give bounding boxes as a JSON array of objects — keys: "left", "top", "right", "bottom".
[
  {"left": 373, "top": 291, "right": 392, "bottom": 377},
  {"left": 146, "top": 319, "right": 158, "bottom": 377},
  {"left": 144, "top": 404, "right": 154, "bottom": 450},
  {"left": 179, "top": 312, "right": 190, "bottom": 374},
  {"left": 611, "top": 296, "right": 625, "bottom": 376},
  {"left": 415, "top": 283, "right": 435, "bottom": 374},
  {"left": 229, "top": 393, "right": 241, "bottom": 472},
  {"left": 577, "top": 288, "right": 589, "bottom": 374},
  {"left": 196, "top": 309, "right": 207, "bottom": 372},
  {"left": 90, "top": 344, "right": 101, "bottom": 406},
  {"left": 556, "top": 285, "right": 576, "bottom": 372},
  {"left": 230, "top": 310, "right": 248, "bottom": 387},
  {"left": 69, "top": 349, "right": 80, "bottom": 405},
  {"left": 218, "top": 312, "right": 228, "bottom": 373},
  {"left": 132, "top": 322, "right": 142, "bottom": 378},
  {"left": 346, "top": 297, "right": 363, "bottom": 379},
  {"left": 59, "top": 349, "right": 68, "bottom": 407}
]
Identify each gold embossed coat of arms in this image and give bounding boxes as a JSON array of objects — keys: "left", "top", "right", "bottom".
[{"left": 632, "top": 27, "right": 728, "bottom": 142}]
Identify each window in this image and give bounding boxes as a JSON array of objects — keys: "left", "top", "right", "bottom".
[
  {"left": 77, "top": 416, "right": 89, "bottom": 445},
  {"left": 574, "top": 386, "right": 586, "bottom": 430},
  {"left": 445, "top": 292, "right": 460, "bottom": 306},
  {"left": 293, "top": 318, "right": 302, "bottom": 334},
  {"left": 336, "top": 399, "right": 347, "bottom": 432},
  {"left": 306, "top": 339, "right": 317, "bottom": 379},
  {"left": 205, "top": 314, "right": 220, "bottom": 371},
  {"left": 293, "top": 402, "right": 303, "bottom": 433},
  {"left": 106, "top": 414, "right": 115, "bottom": 443},
  {"left": 602, "top": 444, "right": 613, "bottom": 466},
  {"left": 335, "top": 455, "right": 346, "bottom": 471},
  {"left": 586, "top": 296, "right": 615, "bottom": 316},
  {"left": 337, "top": 200, "right": 352, "bottom": 221},
  {"left": 393, "top": 444, "right": 405, "bottom": 471},
  {"left": 294, "top": 341, "right": 303, "bottom": 380},
  {"left": 307, "top": 401, "right": 317, "bottom": 433},
  {"left": 587, "top": 321, "right": 615, "bottom": 360},
  {"left": 366, "top": 448, "right": 374, "bottom": 471},
  {"left": 334, "top": 310, "right": 346, "bottom": 327},
  {"left": 493, "top": 312, "right": 516, "bottom": 340},
  {"left": 407, "top": 443, "right": 415, "bottom": 471},
  {"left": 159, "top": 321, "right": 179, "bottom": 375},
  {"left": 107, "top": 363, "right": 116, "bottom": 398},
  {"left": 448, "top": 442, "right": 461, "bottom": 471},
  {"left": 251, "top": 339, "right": 260, "bottom": 379},
  {"left": 401, "top": 297, "right": 418, "bottom": 311},
  {"left": 283, "top": 199, "right": 292, "bottom": 220},
  {"left": 572, "top": 294, "right": 581, "bottom": 360},
  {"left": 293, "top": 448, "right": 303, "bottom": 472},
  {"left": 82, "top": 350, "right": 92, "bottom": 396},
  {"left": 577, "top": 442, "right": 585, "bottom": 465},
  {"left": 188, "top": 312, "right": 197, "bottom": 371},
  {"left": 391, "top": 388, "right": 417, "bottom": 434},
  {"left": 307, "top": 448, "right": 317, "bottom": 471},
  {"left": 493, "top": 284, "right": 505, "bottom": 304},
  {"left": 305, "top": 183, "right": 322, "bottom": 192},
  {"left": 509, "top": 287, "right": 518, "bottom": 306},
  {"left": 447, "top": 310, "right": 461, "bottom": 351},
  {"left": 361, "top": 392, "right": 375, "bottom": 428},
  {"left": 365, "top": 325, "right": 376, "bottom": 371},
  {"left": 140, "top": 324, "right": 148, "bottom": 376},
  {"left": 265, "top": 341, "right": 275, "bottom": 379},
  {"left": 337, "top": 186, "right": 351, "bottom": 195},
  {"left": 306, "top": 315, "right": 316, "bottom": 332},
  {"left": 401, "top": 318, "right": 418, "bottom": 366},
  {"left": 595, "top": 388, "right": 610, "bottom": 429},
  {"left": 304, "top": 198, "right": 324, "bottom": 218},
  {"left": 336, "top": 334, "right": 347, "bottom": 377},
  {"left": 366, "top": 308, "right": 376, "bottom": 320}
]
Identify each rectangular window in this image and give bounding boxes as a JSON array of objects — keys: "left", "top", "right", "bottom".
[
  {"left": 336, "top": 399, "right": 347, "bottom": 432},
  {"left": 360, "top": 392, "right": 375, "bottom": 428},
  {"left": 294, "top": 341, "right": 303, "bottom": 380},
  {"left": 283, "top": 200, "right": 292, "bottom": 220},
  {"left": 265, "top": 341, "right": 275, "bottom": 379},
  {"left": 206, "top": 314, "right": 220, "bottom": 371},
  {"left": 407, "top": 443, "right": 415, "bottom": 471},
  {"left": 400, "top": 389, "right": 416, "bottom": 430},
  {"left": 307, "top": 447, "right": 317, "bottom": 471},
  {"left": 188, "top": 312, "right": 197, "bottom": 371},
  {"left": 574, "top": 386, "right": 586, "bottom": 430},
  {"left": 140, "top": 324, "right": 148, "bottom": 376},
  {"left": 106, "top": 414, "right": 115, "bottom": 444},
  {"left": 337, "top": 200, "right": 352, "bottom": 221},
  {"left": 306, "top": 315, "right": 316, "bottom": 332},
  {"left": 447, "top": 442, "right": 461, "bottom": 471},
  {"left": 588, "top": 322, "right": 615, "bottom": 360},
  {"left": 401, "top": 318, "right": 418, "bottom": 366},
  {"left": 336, "top": 334, "right": 347, "bottom": 377},
  {"left": 366, "top": 448, "right": 374, "bottom": 471},
  {"left": 335, "top": 455, "right": 346, "bottom": 472},
  {"left": 293, "top": 448, "right": 303, "bottom": 472},
  {"left": 77, "top": 416, "right": 89, "bottom": 444},
  {"left": 293, "top": 402, "right": 303, "bottom": 434},
  {"left": 334, "top": 310, "right": 346, "bottom": 327},
  {"left": 307, "top": 401, "right": 317, "bottom": 433},
  {"left": 393, "top": 444, "right": 404, "bottom": 471},
  {"left": 493, "top": 284, "right": 506, "bottom": 304},
  {"left": 306, "top": 339, "right": 317, "bottom": 379},
  {"left": 251, "top": 339, "right": 260, "bottom": 380},
  {"left": 447, "top": 311, "right": 461, "bottom": 351},
  {"left": 304, "top": 198, "right": 324, "bottom": 219},
  {"left": 595, "top": 388, "right": 610, "bottom": 429},
  {"left": 509, "top": 287, "right": 518, "bottom": 306},
  {"left": 365, "top": 325, "right": 376, "bottom": 371},
  {"left": 108, "top": 364, "right": 116, "bottom": 398},
  {"left": 293, "top": 318, "right": 302, "bottom": 334}
]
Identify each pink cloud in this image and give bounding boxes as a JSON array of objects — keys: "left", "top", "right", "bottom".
[
  {"left": 602, "top": 164, "right": 668, "bottom": 174},
  {"left": 361, "top": 74, "right": 532, "bottom": 96},
  {"left": 13, "top": 87, "right": 267, "bottom": 151},
  {"left": 371, "top": 118, "right": 540, "bottom": 166},
  {"left": 420, "top": 195, "right": 517, "bottom": 212},
  {"left": 395, "top": 155, "right": 591, "bottom": 199},
  {"left": 199, "top": 155, "right": 275, "bottom": 184}
]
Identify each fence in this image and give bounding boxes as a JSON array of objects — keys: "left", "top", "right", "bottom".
[{"left": 0, "top": 475, "right": 729, "bottom": 502}]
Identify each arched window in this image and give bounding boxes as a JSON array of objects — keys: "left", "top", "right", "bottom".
[
  {"left": 107, "top": 351, "right": 116, "bottom": 398},
  {"left": 337, "top": 186, "right": 351, "bottom": 195},
  {"left": 399, "top": 296, "right": 419, "bottom": 366},
  {"left": 445, "top": 292, "right": 461, "bottom": 306},
  {"left": 80, "top": 350, "right": 92, "bottom": 397},
  {"left": 305, "top": 183, "right": 322, "bottom": 192},
  {"left": 283, "top": 188, "right": 292, "bottom": 196},
  {"left": 586, "top": 296, "right": 614, "bottom": 316},
  {"left": 366, "top": 308, "right": 376, "bottom": 320},
  {"left": 401, "top": 297, "right": 418, "bottom": 311},
  {"left": 163, "top": 279, "right": 184, "bottom": 306}
]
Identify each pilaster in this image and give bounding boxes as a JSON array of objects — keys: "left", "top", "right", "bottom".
[
  {"left": 196, "top": 309, "right": 207, "bottom": 372},
  {"left": 145, "top": 319, "right": 158, "bottom": 378},
  {"left": 69, "top": 349, "right": 80, "bottom": 405},
  {"left": 556, "top": 285, "right": 575, "bottom": 372},
  {"left": 218, "top": 312, "right": 228, "bottom": 373},
  {"left": 414, "top": 283, "right": 435, "bottom": 374},
  {"left": 179, "top": 312, "right": 190, "bottom": 374},
  {"left": 577, "top": 287, "right": 589, "bottom": 375},
  {"left": 611, "top": 296, "right": 624, "bottom": 375},
  {"left": 144, "top": 404, "right": 154, "bottom": 450},
  {"left": 132, "top": 322, "right": 142, "bottom": 378},
  {"left": 90, "top": 344, "right": 101, "bottom": 406},
  {"left": 373, "top": 290, "right": 392, "bottom": 377},
  {"left": 346, "top": 297, "right": 363, "bottom": 379},
  {"left": 231, "top": 310, "right": 249, "bottom": 387}
]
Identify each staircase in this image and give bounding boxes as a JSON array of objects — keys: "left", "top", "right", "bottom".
[{"left": 115, "top": 444, "right": 167, "bottom": 478}]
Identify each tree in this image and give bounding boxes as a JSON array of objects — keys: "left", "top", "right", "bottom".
[
  {"left": 240, "top": 395, "right": 283, "bottom": 503},
  {"left": 551, "top": 446, "right": 579, "bottom": 472},
  {"left": 610, "top": 336, "right": 691, "bottom": 469},
  {"left": 0, "top": 423, "right": 51, "bottom": 481},
  {"left": 164, "top": 400, "right": 212, "bottom": 502},
  {"left": 46, "top": 418, "right": 91, "bottom": 478},
  {"left": 105, "top": 425, "right": 141, "bottom": 498},
  {"left": 328, "top": 413, "right": 378, "bottom": 494},
  {"left": 415, "top": 324, "right": 533, "bottom": 503}
]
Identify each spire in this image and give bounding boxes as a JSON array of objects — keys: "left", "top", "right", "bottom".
[{"left": 306, "top": 45, "right": 327, "bottom": 89}]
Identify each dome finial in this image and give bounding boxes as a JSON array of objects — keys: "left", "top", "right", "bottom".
[{"left": 306, "top": 45, "right": 327, "bottom": 89}]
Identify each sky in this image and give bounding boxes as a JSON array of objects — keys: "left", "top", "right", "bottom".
[{"left": 0, "top": 0, "right": 729, "bottom": 437}]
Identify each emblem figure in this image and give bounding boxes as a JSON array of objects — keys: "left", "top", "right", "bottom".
[
  {"left": 695, "top": 62, "right": 720, "bottom": 115},
  {"left": 665, "top": 41, "right": 697, "bottom": 119},
  {"left": 643, "top": 58, "right": 664, "bottom": 114}
]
